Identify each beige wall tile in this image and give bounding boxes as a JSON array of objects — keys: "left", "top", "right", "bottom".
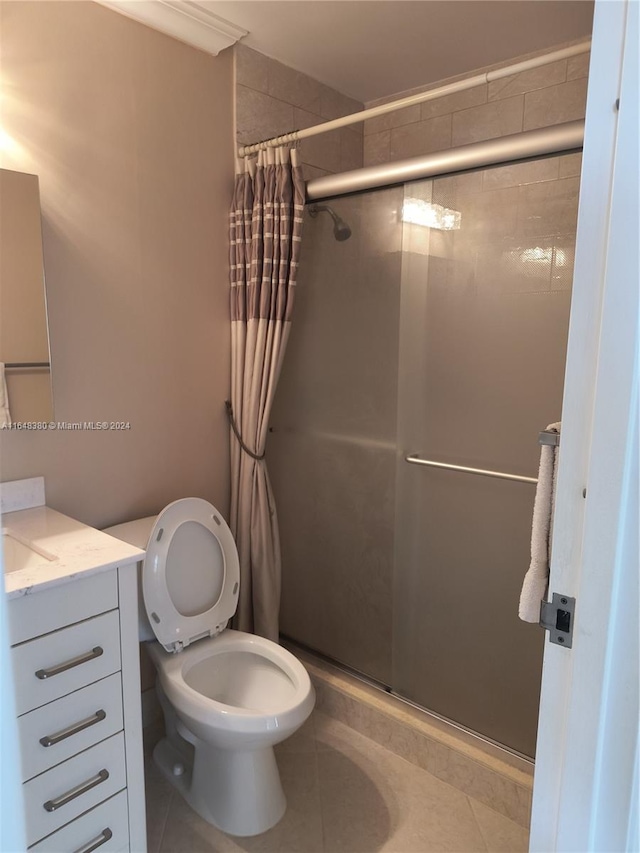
[
  {"left": 421, "top": 83, "right": 488, "bottom": 120},
  {"left": 236, "top": 85, "right": 294, "bottom": 145},
  {"left": 558, "top": 151, "right": 583, "bottom": 178},
  {"left": 567, "top": 51, "right": 591, "bottom": 80},
  {"left": 488, "top": 59, "right": 567, "bottom": 101},
  {"left": 340, "top": 127, "right": 363, "bottom": 172},
  {"left": 293, "top": 105, "right": 323, "bottom": 131},
  {"left": 452, "top": 95, "right": 524, "bottom": 146},
  {"left": 517, "top": 176, "right": 580, "bottom": 237},
  {"left": 458, "top": 186, "right": 520, "bottom": 240},
  {"left": 320, "top": 86, "right": 363, "bottom": 125},
  {"left": 364, "top": 103, "right": 421, "bottom": 135},
  {"left": 482, "top": 157, "right": 560, "bottom": 191},
  {"left": 523, "top": 77, "right": 588, "bottom": 130},
  {"left": 268, "top": 58, "right": 323, "bottom": 114},
  {"left": 364, "top": 130, "right": 391, "bottom": 166},
  {"left": 302, "top": 163, "right": 330, "bottom": 181},
  {"left": 390, "top": 114, "right": 452, "bottom": 160},
  {"left": 234, "top": 44, "right": 269, "bottom": 93},
  {"left": 294, "top": 110, "right": 342, "bottom": 173}
]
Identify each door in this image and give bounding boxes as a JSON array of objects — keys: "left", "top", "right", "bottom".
[
  {"left": 530, "top": 0, "right": 639, "bottom": 848},
  {"left": 393, "top": 159, "right": 577, "bottom": 758}
]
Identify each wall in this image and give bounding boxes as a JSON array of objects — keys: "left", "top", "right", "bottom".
[
  {"left": 363, "top": 42, "right": 589, "bottom": 165},
  {"left": 235, "top": 45, "right": 363, "bottom": 180},
  {"left": 0, "top": 1, "right": 234, "bottom": 528}
]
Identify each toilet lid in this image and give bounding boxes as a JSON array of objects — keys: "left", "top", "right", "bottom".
[{"left": 142, "top": 498, "right": 240, "bottom": 653}]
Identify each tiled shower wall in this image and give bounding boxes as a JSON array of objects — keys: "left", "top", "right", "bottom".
[
  {"left": 363, "top": 42, "right": 589, "bottom": 165},
  {"left": 235, "top": 41, "right": 588, "bottom": 178},
  {"left": 235, "top": 45, "right": 364, "bottom": 179}
]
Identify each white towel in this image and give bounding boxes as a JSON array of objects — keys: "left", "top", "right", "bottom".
[
  {"left": 519, "top": 422, "right": 561, "bottom": 623},
  {"left": 0, "top": 363, "right": 11, "bottom": 427}
]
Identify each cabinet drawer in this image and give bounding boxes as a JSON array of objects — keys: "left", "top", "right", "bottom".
[
  {"left": 28, "top": 789, "right": 129, "bottom": 853},
  {"left": 19, "top": 673, "right": 124, "bottom": 781},
  {"left": 13, "top": 611, "right": 121, "bottom": 716},
  {"left": 9, "top": 571, "right": 118, "bottom": 646},
  {"left": 24, "top": 732, "right": 126, "bottom": 847}
]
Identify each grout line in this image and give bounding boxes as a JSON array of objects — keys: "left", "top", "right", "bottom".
[
  {"left": 467, "top": 795, "right": 491, "bottom": 852},
  {"left": 311, "top": 713, "right": 328, "bottom": 853},
  {"left": 157, "top": 789, "right": 174, "bottom": 853}
]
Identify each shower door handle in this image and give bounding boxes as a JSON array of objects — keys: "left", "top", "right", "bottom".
[{"left": 405, "top": 455, "right": 537, "bottom": 484}]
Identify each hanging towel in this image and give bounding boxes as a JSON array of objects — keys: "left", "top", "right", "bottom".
[
  {"left": 519, "top": 422, "right": 561, "bottom": 623},
  {"left": 0, "top": 364, "right": 11, "bottom": 427}
]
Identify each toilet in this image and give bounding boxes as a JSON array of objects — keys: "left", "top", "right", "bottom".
[{"left": 105, "top": 498, "right": 315, "bottom": 837}]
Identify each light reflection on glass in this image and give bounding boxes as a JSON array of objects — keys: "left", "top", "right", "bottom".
[{"left": 402, "top": 198, "right": 462, "bottom": 231}]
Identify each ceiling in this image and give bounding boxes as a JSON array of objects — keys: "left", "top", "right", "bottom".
[{"left": 201, "top": 1, "right": 594, "bottom": 102}]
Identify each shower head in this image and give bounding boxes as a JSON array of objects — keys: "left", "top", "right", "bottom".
[{"left": 308, "top": 203, "right": 352, "bottom": 241}]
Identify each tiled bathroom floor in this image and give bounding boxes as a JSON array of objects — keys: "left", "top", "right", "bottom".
[{"left": 145, "top": 711, "right": 529, "bottom": 853}]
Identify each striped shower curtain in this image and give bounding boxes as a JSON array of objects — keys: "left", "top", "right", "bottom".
[{"left": 228, "top": 147, "right": 305, "bottom": 641}]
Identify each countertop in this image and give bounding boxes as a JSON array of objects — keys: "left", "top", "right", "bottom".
[{"left": 3, "top": 505, "right": 145, "bottom": 599}]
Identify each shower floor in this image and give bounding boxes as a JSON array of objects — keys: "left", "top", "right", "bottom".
[{"left": 145, "top": 710, "right": 529, "bottom": 852}]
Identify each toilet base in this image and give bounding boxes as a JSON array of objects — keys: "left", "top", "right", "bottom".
[{"left": 153, "top": 735, "right": 287, "bottom": 837}]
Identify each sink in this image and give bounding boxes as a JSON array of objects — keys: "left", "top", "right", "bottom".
[{"left": 2, "top": 528, "right": 57, "bottom": 573}]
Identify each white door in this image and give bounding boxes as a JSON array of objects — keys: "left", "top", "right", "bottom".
[{"left": 529, "top": 0, "right": 639, "bottom": 850}]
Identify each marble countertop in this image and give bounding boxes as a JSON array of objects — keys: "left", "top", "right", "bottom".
[{"left": 3, "top": 505, "right": 145, "bottom": 599}]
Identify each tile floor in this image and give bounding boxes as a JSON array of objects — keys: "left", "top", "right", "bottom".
[{"left": 145, "top": 711, "right": 529, "bottom": 853}]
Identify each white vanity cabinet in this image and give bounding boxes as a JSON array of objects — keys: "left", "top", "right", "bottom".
[{"left": 8, "top": 566, "right": 147, "bottom": 852}]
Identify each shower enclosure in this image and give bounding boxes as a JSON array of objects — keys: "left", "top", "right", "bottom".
[{"left": 268, "top": 153, "right": 579, "bottom": 758}]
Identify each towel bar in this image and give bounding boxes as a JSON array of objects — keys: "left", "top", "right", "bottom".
[
  {"left": 405, "top": 456, "right": 538, "bottom": 484},
  {"left": 4, "top": 362, "right": 50, "bottom": 370}
]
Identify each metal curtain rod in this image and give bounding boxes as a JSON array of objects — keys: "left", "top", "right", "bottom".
[
  {"left": 238, "top": 40, "right": 591, "bottom": 157},
  {"left": 306, "top": 120, "right": 583, "bottom": 200}
]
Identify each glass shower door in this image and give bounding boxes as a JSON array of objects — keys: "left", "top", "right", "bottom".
[
  {"left": 393, "top": 158, "right": 578, "bottom": 756},
  {"left": 270, "top": 186, "right": 405, "bottom": 685}
]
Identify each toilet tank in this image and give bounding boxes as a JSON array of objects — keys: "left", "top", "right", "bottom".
[{"left": 104, "top": 516, "right": 158, "bottom": 642}]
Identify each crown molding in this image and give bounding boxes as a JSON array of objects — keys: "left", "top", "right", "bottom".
[{"left": 95, "top": 1, "right": 248, "bottom": 55}]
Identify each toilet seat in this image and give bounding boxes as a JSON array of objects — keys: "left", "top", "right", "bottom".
[{"left": 143, "top": 498, "right": 240, "bottom": 653}]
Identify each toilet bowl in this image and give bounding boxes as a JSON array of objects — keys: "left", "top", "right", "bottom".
[{"left": 105, "top": 498, "right": 315, "bottom": 837}]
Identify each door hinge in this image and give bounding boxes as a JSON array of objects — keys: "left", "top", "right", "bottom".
[{"left": 540, "top": 593, "right": 575, "bottom": 648}]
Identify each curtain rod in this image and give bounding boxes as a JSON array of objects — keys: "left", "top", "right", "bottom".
[
  {"left": 238, "top": 40, "right": 591, "bottom": 157},
  {"left": 306, "top": 120, "right": 584, "bottom": 200}
]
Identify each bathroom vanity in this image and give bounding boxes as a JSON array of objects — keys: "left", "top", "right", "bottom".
[{"left": 3, "top": 479, "right": 147, "bottom": 852}]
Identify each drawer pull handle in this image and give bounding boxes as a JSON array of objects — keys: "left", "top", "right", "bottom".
[
  {"left": 40, "top": 709, "right": 107, "bottom": 747},
  {"left": 73, "top": 827, "right": 113, "bottom": 853},
  {"left": 36, "top": 646, "right": 104, "bottom": 680},
  {"left": 43, "top": 768, "right": 109, "bottom": 812}
]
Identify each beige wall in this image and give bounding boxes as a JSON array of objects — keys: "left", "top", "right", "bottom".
[
  {"left": 364, "top": 43, "right": 589, "bottom": 165},
  {"left": 0, "top": 1, "right": 234, "bottom": 528},
  {"left": 235, "top": 45, "right": 363, "bottom": 180}
]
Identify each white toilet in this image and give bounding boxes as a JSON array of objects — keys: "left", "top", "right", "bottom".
[{"left": 106, "top": 498, "right": 315, "bottom": 837}]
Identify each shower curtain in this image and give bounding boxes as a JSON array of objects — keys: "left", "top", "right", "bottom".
[{"left": 228, "top": 146, "right": 305, "bottom": 641}]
